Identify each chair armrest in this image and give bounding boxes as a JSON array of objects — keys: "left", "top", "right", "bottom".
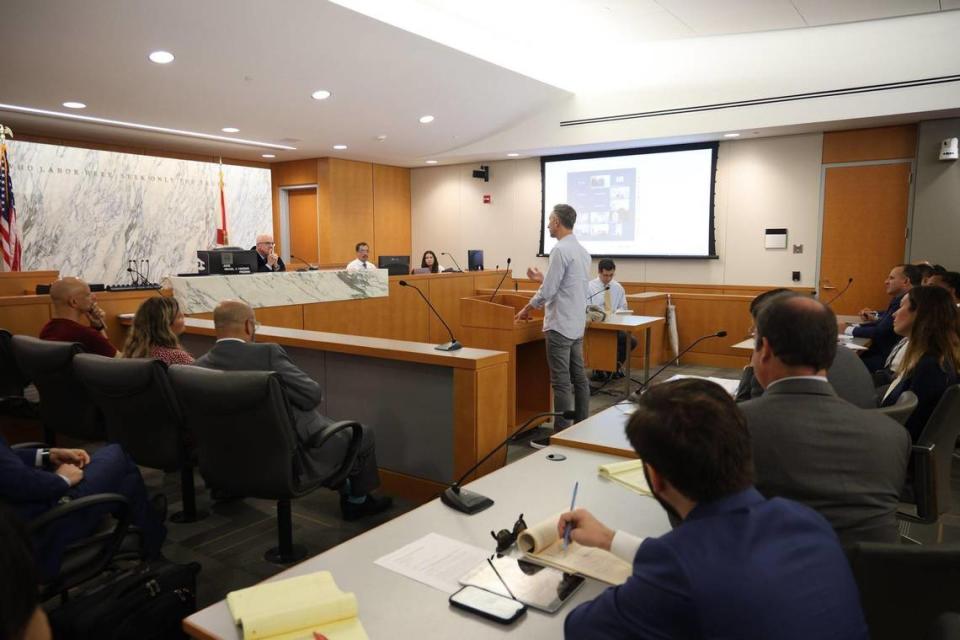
[
  {"left": 303, "top": 420, "right": 363, "bottom": 489},
  {"left": 11, "top": 442, "right": 50, "bottom": 450},
  {"left": 905, "top": 443, "right": 938, "bottom": 523},
  {"left": 27, "top": 492, "right": 131, "bottom": 535}
]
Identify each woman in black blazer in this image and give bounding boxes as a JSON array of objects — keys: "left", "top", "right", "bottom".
[{"left": 881, "top": 286, "right": 960, "bottom": 441}]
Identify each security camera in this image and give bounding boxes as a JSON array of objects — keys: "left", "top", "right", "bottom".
[
  {"left": 472, "top": 165, "right": 490, "bottom": 182},
  {"left": 940, "top": 137, "right": 958, "bottom": 161}
]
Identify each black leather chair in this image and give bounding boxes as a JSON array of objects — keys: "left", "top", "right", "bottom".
[
  {"left": 871, "top": 389, "right": 918, "bottom": 426},
  {"left": 898, "top": 385, "right": 960, "bottom": 543},
  {"left": 0, "top": 328, "right": 27, "bottom": 397},
  {"left": 73, "top": 354, "right": 207, "bottom": 523},
  {"left": 846, "top": 542, "right": 960, "bottom": 640},
  {"left": 166, "top": 365, "right": 363, "bottom": 564},
  {"left": 10, "top": 335, "right": 105, "bottom": 444}
]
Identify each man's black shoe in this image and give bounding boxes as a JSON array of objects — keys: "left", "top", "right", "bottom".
[
  {"left": 530, "top": 435, "right": 551, "bottom": 449},
  {"left": 340, "top": 494, "right": 393, "bottom": 521}
]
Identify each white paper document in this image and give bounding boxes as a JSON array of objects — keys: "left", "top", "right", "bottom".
[
  {"left": 664, "top": 374, "right": 740, "bottom": 396},
  {"left": 374, "top": 533, "right": 490, "bottom": 594}
]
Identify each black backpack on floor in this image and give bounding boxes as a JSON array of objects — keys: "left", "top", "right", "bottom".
[{"left": 48, "top": 559, "right": 202, "bottom": 640}]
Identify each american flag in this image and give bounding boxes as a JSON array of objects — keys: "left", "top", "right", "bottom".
[
  {"left": 216, "top": 158, "right": 229, "bottom": 245},
  {"left": 0, "top": 142, "right": 22, "bottom": 272}
]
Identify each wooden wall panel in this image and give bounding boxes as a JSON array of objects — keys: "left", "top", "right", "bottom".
[
  {"left": 372, "top": 164, "right": 411, "bottom": 260},
  {"left": 287, "top": 188, "right": 319, "bottom": 265},
  {"left": 822, "top": 125, "right": 917, "bottom": 163},
  {"left": 253, "top": 304, "right": 303, "bottom": 330},
  {"left": 820, "top": 163, "right": 911, "bottom": 315},
  {"left": 302, "top": 279, "right": 430, "bottom": 342},
  {"left": 668, "top": 294, "right": 753, "bottom": 367},
  {"left": 271, "top": 159, "right": 319, "bottom": 255},
  {"left": 427, "top": 275, "right": 478, "bottom": 344},
  {"left": 0, "top": 271, "right": 59, "bottom": 296},
  {"left": 0, "top": 298, "right": 51, "bottom": 336},
  {"left": 327, "top": 159, "right": 374, "bottom": 266}
]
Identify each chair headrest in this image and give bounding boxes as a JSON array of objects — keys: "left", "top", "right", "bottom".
[{"left": 73, "top": 354, "right": 165, "bottom": 396}]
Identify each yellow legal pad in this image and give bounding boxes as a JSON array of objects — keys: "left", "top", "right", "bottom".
[
  {"left": 598, "top": 459, "right": 652, "bottom": 496},
  {"left": 226, "top": 571, "right": 367, "bottom": 640}
]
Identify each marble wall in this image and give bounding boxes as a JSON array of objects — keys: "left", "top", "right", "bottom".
[{"left": 8, "top": 140, "right": 272, "bottom": 285}]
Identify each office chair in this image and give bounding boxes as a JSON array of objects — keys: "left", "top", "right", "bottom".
[
  {"left": 871, "top": 390, "right": 918, "bottom": 426},
  {"left": 11, "top": 335, "right": 106, "bottom": 444},
  {"left": 167, "top": 366, "right": 363, "bottom": 564},
  {"left": 845, "top": 542, "right": 960, "bottom": 640},
  {"left": 73, "top": 354, "right": 207, "bottom": 523},
  {"left": 898, "top": 386, "right": 960, "bottom": 544}
]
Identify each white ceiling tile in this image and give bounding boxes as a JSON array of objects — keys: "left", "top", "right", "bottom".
[
  {"left": 792, "top": 0, "right": 941, "bottom": 26},
  {"left": 655, "top": 0, "right": 805, "bottom": 35}
]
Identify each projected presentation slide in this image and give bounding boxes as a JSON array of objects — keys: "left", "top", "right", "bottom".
[{"left": 541, "top": 144, "right": 717, "bottom": 258}]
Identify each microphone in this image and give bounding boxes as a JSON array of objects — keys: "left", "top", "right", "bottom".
[
  {"left": 127, "top": 260, "right": 149, "bottom": 287},
  {"left": 587, "top": 285, "right": 611, "bottom": 303},
  {"left": 630, "top": 330, "right": 728, "bottom": 399},
  {"left": 139, "top": 259, "right": 148, "bottom": 286},
  {"left": 289, "top": 254, "right": 318, "bottom": 271},
  {"left": 441, "top": 409, "right": 577, "bottom": 514},
  {"left": 441, "top": 252, "right": 464, "bottom": 273},
  {"left": 399, "top": 280, "right": 463, "bottom": 351},
  {"left": 489, "top": 258, "right": 512, "bottom": 301},
  {"left": 824, "top": 277, "right": 853, "bottom": 307},
  {"left": 145, "top": 259, "right": 151, "bottom": 285}
]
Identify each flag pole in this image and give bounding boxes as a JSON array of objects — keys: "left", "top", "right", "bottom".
[{"left": 216, "top": 156, "right": 229, "bottom": 245}]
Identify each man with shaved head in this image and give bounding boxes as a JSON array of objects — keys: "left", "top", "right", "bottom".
[
  {"left": 39, "top": 277, "right": 117, "bottom": 357},
  {"left": 739, "top": 293, "right": 910, "bottom": 545},
  {"left": 251, "top": 234, "right": 285, "bottom": 272},
  {"left": 195, "top": 300, "right": 391, "bottom": 520}
]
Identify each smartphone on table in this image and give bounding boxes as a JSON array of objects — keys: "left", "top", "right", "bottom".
[{"left": 449, "top": 585, "right": 526, "bottom": 624}]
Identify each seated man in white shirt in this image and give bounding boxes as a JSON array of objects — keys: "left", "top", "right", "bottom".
[
  {"left": 586, "top": 259, "right": 637, "bottom": 381},
  {"left": 346, "top": 241, "right": 376, "bottom": 271}
]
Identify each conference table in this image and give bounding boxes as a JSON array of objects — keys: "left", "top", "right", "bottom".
[
  {"left": 182, "top": 444, "right": 671, "bottom": 639},
  {"left": 550, "top": 404, "right": 636, "bottom": 458},
  {"left": 582, "top": 314, "right": 665, "bottom": 399}
]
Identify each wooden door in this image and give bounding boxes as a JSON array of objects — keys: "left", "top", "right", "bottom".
[
  {"left": 819, "top": 163, "right": 911, "bottom": 315},
  {"left": 288, "top": 188, "right": 318, "bottom": 265}
]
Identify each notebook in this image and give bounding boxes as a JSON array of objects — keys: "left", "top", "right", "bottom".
[
  {"left": 598, "top": 459, "right": 652, "bottom": 496},
  {"left": 226, "top": 571, "right": 367, "bottom": 640},
  {"left": 517, "top": 515, "right": 633, "bottom": 585}
]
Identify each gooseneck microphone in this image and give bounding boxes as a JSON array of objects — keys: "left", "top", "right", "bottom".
[
  {"left": 127, "top": 260, "right": 148, "bottom": 286},
  {"left": 289, "top": 254, "right": 318, "bottom": 271},
  {"left": 399, "top": 280, "right": 463, "bottom": 351},
  {"left": 442, "top": 409, "right": 577, "bottom": 514},
  {"left": 442, "top": 252, "right": 465, "bottom": 273},
  {"left": 489, "top": 258, "right": 512, "bottom": 301},
  {"left": 587, "top": 285, "right": 611, "bottom": 303},
  {"left": 629, "top": 330, "right": 728, "bottom": 400},
  {"left": 824, "top": 277, "right": 854, "bottom": 307}
]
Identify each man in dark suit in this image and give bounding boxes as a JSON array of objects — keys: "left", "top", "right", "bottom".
[
  {"left": 251, "top": 234, "right": 286, "bottom": 272},
  {"left": 840, "top": 264, "right": 919, "bottom": 371},
  {"left": 195, "top": 300, "right": 390, "bottom": 520},
  {"left": 740, "top": 293, "right": 911, "bottom": 545},
  {"left": 0, "top": 436, "right": 166, "bottom": 579},
  {"left": 560, "top": 379, "right": 868, "bottom": 639}
]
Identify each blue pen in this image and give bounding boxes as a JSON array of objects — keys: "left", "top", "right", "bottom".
[{"left": 563, "top": 481, "right": 579, "bottom": 551}]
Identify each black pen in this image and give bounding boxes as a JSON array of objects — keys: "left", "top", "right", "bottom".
[{"left": 487, "top": 556, "right": 517, "bottom": 600}]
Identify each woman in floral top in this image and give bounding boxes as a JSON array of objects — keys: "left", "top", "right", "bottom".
[{"left": 121, "top": 296, "right": 194, "bottom": 365}]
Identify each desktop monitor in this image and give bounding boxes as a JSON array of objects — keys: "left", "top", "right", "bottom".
[
  {"left": 378, "top": 255, "right": 410, "bottom": 276},
  {"left": 467, "top": 250, "right": 484, "bottom": 271},
  {"left": 196, "top": 248, "right": 258, "bottom": 275}
]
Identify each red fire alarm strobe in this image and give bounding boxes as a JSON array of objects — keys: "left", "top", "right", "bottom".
[{"left": 483, "top": 194, "right": 491, "bottom": 204}]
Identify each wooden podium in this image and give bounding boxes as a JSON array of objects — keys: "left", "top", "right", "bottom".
[{"left": 460, "top": 294, "right": 551, "bottom": 429}]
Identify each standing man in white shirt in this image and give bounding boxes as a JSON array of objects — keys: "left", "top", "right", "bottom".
[
  {"left": 346, "top": 242, "right": 376, "bottom": 271},
  {"left": 516, "top": 204, "right": 592, "bottom": 448},
  {"left": 587, "top": 258, "right": 637, "bottom": 380}
]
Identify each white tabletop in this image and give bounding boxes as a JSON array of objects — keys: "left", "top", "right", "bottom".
[
  {"left": 550, "top": 405, "right": 635, "bottom": 458},
  {"left": 731, "top": 335, "right": 868, "bottom": 351},
  {"left": 588, "top": 315, "right": 663, "bottom": 332},
  {"left": 183, "top": 445, "right": 670, "bottom": 639}
]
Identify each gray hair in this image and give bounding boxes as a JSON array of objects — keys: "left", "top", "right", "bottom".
[{"left": 551, "top": 204, "right": 577, "bottom": 229}]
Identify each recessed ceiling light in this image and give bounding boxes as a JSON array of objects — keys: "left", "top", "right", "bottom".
[
  {"left": 261, "top": 154, "right": 276, "bottom": 158},
  {"left": 148, "top": 50, "right": 175, "bottom": 64},
  {"left": 333, "top": 144, "right": 347, "bottom": 150},
  {"left": 0, "top": 102, "right": 297, "bottom": 150},
  {"left": 62, "top": 101, "right": 86, "bottom": 109},
  {"left": 425, "top": 160, "right": 438, "bottom": 164},
  {"left": 419, "top": 115, "right": 435, "bottom": 124},
  {"left": 311, "top": 90, "right": 332, "bottom": 100},
  {"left": 221, "top": 127, "right": 240, "bottom": 133},
  {"left": 507, "top": 153, "right": 520, "bottom": 157},
  {"left": 723, "top": 132, "right": 741, "bottom": 138}
]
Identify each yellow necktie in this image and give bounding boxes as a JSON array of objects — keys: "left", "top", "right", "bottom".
[{"left": 604, "top": 287, "right": 612, "bottom": 315}]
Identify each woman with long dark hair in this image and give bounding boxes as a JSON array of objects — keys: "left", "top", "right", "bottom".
[
  {"left": 121, "top": 296, "right": 194, "bottom": 365},
  {"left": 881, "top": 285, "right": 960, "bottom": 440},
  {"left": 420, "top": 250, "right": 443, "bottom": 273}
]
